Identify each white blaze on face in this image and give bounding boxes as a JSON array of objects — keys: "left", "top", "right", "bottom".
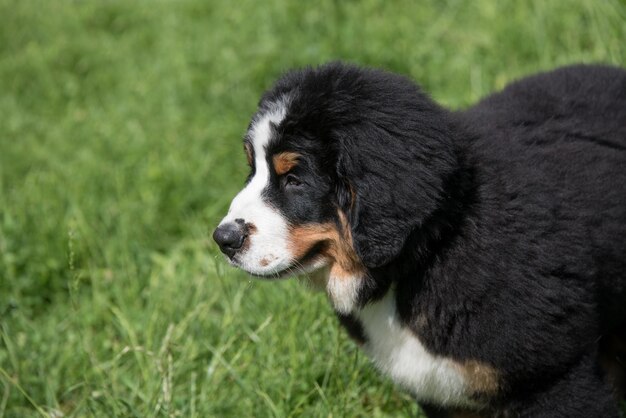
[
  {"left": 217, "top": 101, "right": 295, "bottom": 276},
  {"left": 217, "top": 99, "right": 362, "bottom": 313}
]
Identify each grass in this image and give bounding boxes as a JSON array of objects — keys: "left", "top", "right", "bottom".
[{"left": 0, "top": 0, "right": 624, "bottom": 416}]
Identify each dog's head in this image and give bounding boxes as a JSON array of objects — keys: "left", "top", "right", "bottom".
[{"left": 213, "top": 63, "right": 457, "bottom": 310}]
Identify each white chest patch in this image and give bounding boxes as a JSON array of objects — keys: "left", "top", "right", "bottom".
[{"left": 355, "top": 291, "right": 475, "bottom": 407}]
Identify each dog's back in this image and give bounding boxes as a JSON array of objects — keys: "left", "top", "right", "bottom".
[
  {"left": 467, "top": 65, "right": 626, "bottom": 319},
  {"left": 460, "top": 67, "right": 626, "bottom": 399}
]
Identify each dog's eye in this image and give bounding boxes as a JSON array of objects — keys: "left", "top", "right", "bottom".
[{"left": 284, "top": 174, "right": 302, "bottom": 188}]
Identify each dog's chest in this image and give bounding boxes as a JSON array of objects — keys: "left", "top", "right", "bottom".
[{"left": 354, "top": 291, "right": 474, "bottom": 407}]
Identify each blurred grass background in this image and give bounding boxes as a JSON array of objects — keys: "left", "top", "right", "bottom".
[{"left": 0, "top": 0, "right": 624, "bottom": 416}]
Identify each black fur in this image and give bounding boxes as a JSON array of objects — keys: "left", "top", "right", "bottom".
[{"left": 253, "top": 63, "right": 626, "bottom": 417}]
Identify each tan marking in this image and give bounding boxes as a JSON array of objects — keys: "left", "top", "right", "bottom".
[
  {"left": 244, "top": 142, "right": 253, "bottom": 166},
  {"left": 259, "top": 256, "right": 277, "bottom": 267},
  {"left": 272, "top": 152, "right": 300, "bottom": 176},
  {"left": 288, "top": 211, "right": 364, "bottom": 282},
  {"left": 456, "top": 359, "right": 500, "bottom": 395}
]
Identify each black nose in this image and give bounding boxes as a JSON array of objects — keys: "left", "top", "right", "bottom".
[{"left": 213, "top": 221, "right": 247, "bottom": 258}]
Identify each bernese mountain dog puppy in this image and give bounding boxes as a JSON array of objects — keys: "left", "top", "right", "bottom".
[{"left": 213, "top": 63, "right": 626, "bottom": 417}]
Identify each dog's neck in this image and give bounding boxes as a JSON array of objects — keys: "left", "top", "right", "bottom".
[{"left": 365, "top": 138, "right": 479, "bottom": 307}]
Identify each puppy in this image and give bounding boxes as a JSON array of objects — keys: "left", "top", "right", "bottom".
[{"left": 213, "top": 62, "right": 626, "bottom": 417}]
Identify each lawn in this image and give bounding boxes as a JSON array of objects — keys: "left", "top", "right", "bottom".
[{"left": 0, "top": 0, "right": 624, "bottom": 416}]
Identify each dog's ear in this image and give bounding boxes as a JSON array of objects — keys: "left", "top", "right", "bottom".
[{"left": 335, "top": 114, "right": 457, "bottom": 268}]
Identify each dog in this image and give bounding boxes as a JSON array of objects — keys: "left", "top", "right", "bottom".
[{"left": 213, "top": 62, "right": 626, "bottom": 417}]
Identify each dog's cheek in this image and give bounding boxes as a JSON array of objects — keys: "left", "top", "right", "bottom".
[
  {"left": 287, "top": 214, "right": 367, "bottom": 313},
  {"left": 286, "top": 217, "right": 362, "bottom": 271},
  {"left": 287, "top": 223, "right": 336, "bottom": 260}
]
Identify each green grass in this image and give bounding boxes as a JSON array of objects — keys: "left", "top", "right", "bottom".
[{"left": 0, "top": 0, "right": 624, "bottom": 416}]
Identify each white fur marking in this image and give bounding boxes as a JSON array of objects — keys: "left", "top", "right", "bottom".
[
  {"left": 219, "top": 100, "right": 293, "bottom": 275},
  {"left": 356, "top": 290, "right": 475, "bottom": 407},
  {"left": 327, "top": 275, "right": 361, "bottom": 314}
]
